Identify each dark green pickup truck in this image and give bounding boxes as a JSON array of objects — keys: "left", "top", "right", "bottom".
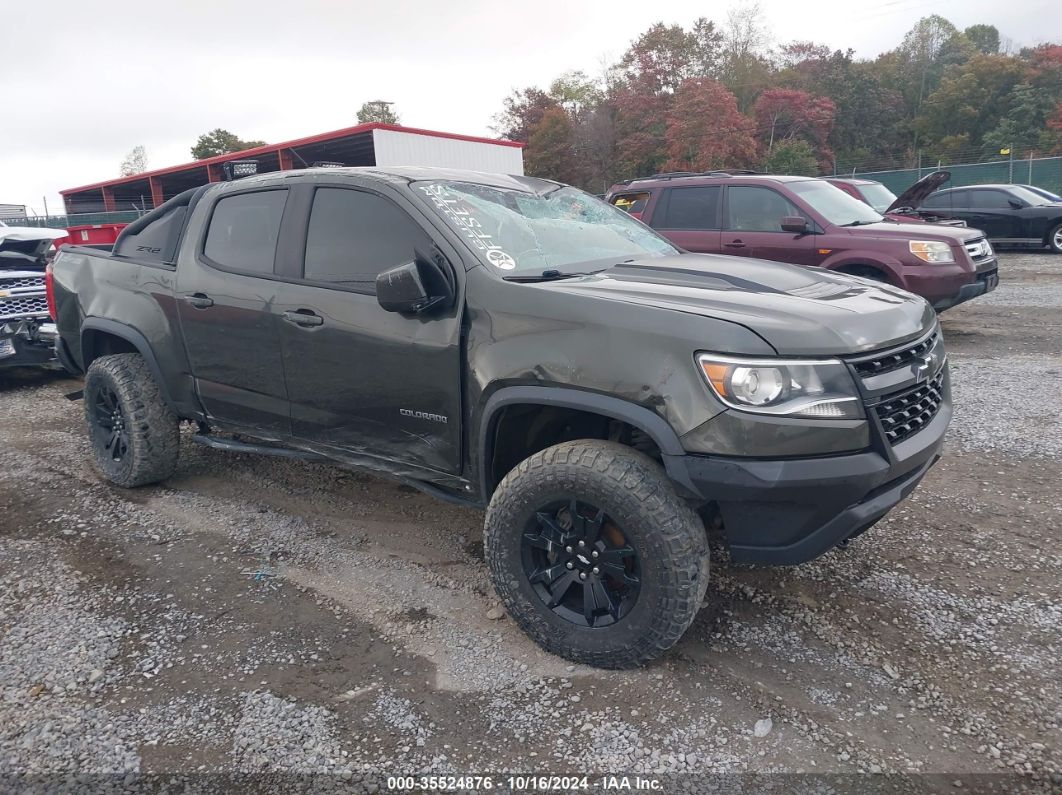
[{"left": 51, "top": 166, "right": 950, "bottom": 667}]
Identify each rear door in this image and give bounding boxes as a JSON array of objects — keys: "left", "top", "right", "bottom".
[
  {"left": 274, "top": 182, "right": 464, "bottom": 475},
  {"left": 721, "top": 185, "right": 819, "bottom": 265},
  {"left": 646, "top": 186, "right": 722, "bottom": 253},
  {"left": 175, "top": 186, "right": 292, "bottom": 435}
]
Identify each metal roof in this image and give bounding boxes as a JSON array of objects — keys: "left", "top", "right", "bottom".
[{"left": 61, "top": 123, "right": 524, "bottom": 196}]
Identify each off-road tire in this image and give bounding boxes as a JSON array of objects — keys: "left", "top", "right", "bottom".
[
  {"left": 485, "top": 440, "right": 709, "bottom": 669},
  {"left": 1047, "top": 222, "right": 1062, "bottom": 254},
  {"left": 84, "top": 353, "right": 179, "bottom": 487}
]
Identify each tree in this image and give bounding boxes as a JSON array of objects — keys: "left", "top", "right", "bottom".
[
  {"left": 120, "top": 145, "right": 147, "bottom": 176},
  {"left": 916, "top": 54, "right": 1026, "bottom": 155},
  {"left": 493, "top": 87, "right": 561, "bottom": 142},
  {"left": 190, "top": 129, "right": 266, "bottom": 160},
  {"left": 356, "top": 101, "right": 400, "bottom": 125},
  {"left": 964, "top": 24, "right": 1000, "bottom": 55},
  {"left": 753, "top": 88, "right": 836, "bottom": 168},
  {"left": 617, "top": 19, "right": 722, "bottom": 95},
  {"left": 664, "top": 78, "right": 758, "bottom": 171},
  {"left": 524, "top": 107, "right": 580, "bottom": 184},
  {"left": 718, "top": 3, "right": 773, "bottom": 111},
  {"left": 763, "top": 140, "right": 818, "bottom": 175}
]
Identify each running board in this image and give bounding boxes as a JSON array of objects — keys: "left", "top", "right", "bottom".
[
  {"left": 191, "top": 433, "right": 481, "bottom": 508},
  {"left": 191, "top": 433, "right": 327, "bottom": 461}
]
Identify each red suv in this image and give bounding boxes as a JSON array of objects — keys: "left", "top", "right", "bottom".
[{"left": 606, "top": 172, "right": 998, "bottom": 311}]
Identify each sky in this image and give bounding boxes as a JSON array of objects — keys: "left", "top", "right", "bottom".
[{"left": 1, "top": 0, "right": 1055, "bottom": 216}]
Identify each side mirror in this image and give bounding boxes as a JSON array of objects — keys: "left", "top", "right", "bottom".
[
  {"left": 1008, "top": 199, "right": 1024, "bottom": 209},
  {"left": 781, "top": 216, "right": 809, "bottom": 234},
  {"left": 376, "top": 255, "right": 454, "bottom": 315}
]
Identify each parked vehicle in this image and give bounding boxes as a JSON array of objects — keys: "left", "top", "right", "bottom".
[
  {"left": 1017, "top": 184, "right": 1062, "bottom": 203},
  {"left": 917, "top": 184, "right": 1062, "bottom": 253},
  {"left": 0, "top": 220, "right": 63, "bottom": 368},
  {"left": 827, "top": 171, "right": 965, "bottom": 226},
  {"left": 607, "top": 172, "right": 998, "bottom": 311},
  {"left": 52, "top": 167, "right": 951, "bottom": 668}
]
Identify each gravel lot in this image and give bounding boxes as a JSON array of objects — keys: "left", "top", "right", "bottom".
[{"left": 1, "top": 251, "right": 1059, "bottom": 793}]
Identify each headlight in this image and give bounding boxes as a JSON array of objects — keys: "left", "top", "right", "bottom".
[
  {"left": 697, "top": 354, "right": 863, "bottom": 419},
  {"left": 909, "top": 240, "right": 955, "bottom": 263}
]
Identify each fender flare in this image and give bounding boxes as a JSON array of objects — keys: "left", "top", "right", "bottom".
[
  {"left": 80, "top": 317, "right": 177, "bottom": 412},
  {"left": 477, "top": 386, "right": 696, "bottom": 501},
  {"left": 819, "top": 252, "right": 904, "bottom": 284}
]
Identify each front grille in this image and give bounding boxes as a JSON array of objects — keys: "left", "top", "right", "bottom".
[
  {"left": 0, "top": 276, "right": 45, "bottom": 290},
  {"left": 964, "top": 237, "right": 992, "bottom": 261},
  {"left": 0, "top": 294, "right": 49, "bottom": 320},
  {"left": 874, "top": 370, "right": 945, "bottom": 445},
  {"left": 852, "top": 330, "right": 938, "bottom": 378}
]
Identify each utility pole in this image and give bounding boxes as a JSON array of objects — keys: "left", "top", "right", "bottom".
[{"left": 42, "top": 196, "right": 50, "bottom": 220}]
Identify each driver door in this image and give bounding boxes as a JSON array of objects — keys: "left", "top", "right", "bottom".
[
  {"left": 721, "top": 185, "right": 820, "bottom": 266},
  {"left": 275, "top": 183, "right": 464, "bottom": 474}
]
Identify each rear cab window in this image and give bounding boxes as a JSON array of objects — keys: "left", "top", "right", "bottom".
[{"left": 202, "top": 190, "right": 288, "bottom": 275}]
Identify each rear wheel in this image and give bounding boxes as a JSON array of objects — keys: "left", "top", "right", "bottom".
[
  {"left": 485, "top": 440, "right": 709, "bottom": 669},
  {"left": 84, "top": 353, "right": 179, "bottom": 487},
  {"left": 1047, "top": 222, "right": 1062, "bottom": 254}
]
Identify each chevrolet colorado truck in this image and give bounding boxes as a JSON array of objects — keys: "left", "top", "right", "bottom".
[
  {"left": 1, "top": 220, "right": 64, "bottom": 368},
  {"left": 51, "top": 167, "right": 951, "bottom": 668}
]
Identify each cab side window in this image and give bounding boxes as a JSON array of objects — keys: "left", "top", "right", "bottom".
[
  {"left": 655, "top": 187, "right": 721, "bottom": 230},
  {"left": 203, "top": 190, "right": 287, "bottom": 275},
  {"left": 969, "top": 190, "right": 1011, "bottom": 209},
  {"left": 725, "top": 186, "right": 802, "bottom": 232},
  {"left": 303, "top": 188, "right": 431, "bottom": 293}
]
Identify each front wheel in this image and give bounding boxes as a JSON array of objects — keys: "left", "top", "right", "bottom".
[
  {"left": 484, "top": 440, "right": 709, "bottom": 669},
  {"left": 1048, "top": 222, "right": 1062, "bottom": 254},
  {"left": 84, "top": 353, "right": 179, "bottom": 487}
]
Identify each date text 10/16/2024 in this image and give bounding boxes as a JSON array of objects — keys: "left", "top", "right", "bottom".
[{"left": 386, "top": 775, "right": 663, "bottom": 791}]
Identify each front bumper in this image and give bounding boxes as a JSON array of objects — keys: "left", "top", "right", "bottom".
[
  {"left": 669, "top": 372, "right": 951, "bottom": 565},
  {"left": 0, "top": 320, "right": 57, "bottom": 369},
  {"left": 912, "top": 257, "right": 998, "bottom": 312}
]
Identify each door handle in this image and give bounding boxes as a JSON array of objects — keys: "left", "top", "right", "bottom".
[
  {"left": 724, "top": 240, "right": 746, "bottom": 249},
  {"left": 282, "top": 309, "right": 324, "bottom": 328},
  {"left": 184, "top": 293, "right": 214, "bottom": 309}
]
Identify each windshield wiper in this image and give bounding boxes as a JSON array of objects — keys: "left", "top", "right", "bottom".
[
  {"left": 503, "top": 268, "right": 607, "bottom": 283},
  {"left": 840, "top": 219, "right": 878, "bottom": 227}
]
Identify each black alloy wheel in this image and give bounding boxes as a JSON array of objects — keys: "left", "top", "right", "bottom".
[
  {"left": 91, "top": 384, "right": 130, "bottom": 463},
  {"left": 521, "top": 498, "right": 641, "bottom": 628}
]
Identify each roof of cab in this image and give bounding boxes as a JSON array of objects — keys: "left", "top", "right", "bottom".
[
  {"left": 614, "top": 173, "right": 820, "bottom": 192},
  {"left": 213, "top": 166, "right": 558, "bottom": 194}
]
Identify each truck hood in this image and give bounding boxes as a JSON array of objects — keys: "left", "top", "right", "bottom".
[
  {"left": 0, "top": 226, "right": 65, "bottom": 266},
  {"left": 538, "top": 254, "right": 935, "bottom": 356},
  {"left": 885, "top": 170, "right": 950, "bottom": 213}
]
